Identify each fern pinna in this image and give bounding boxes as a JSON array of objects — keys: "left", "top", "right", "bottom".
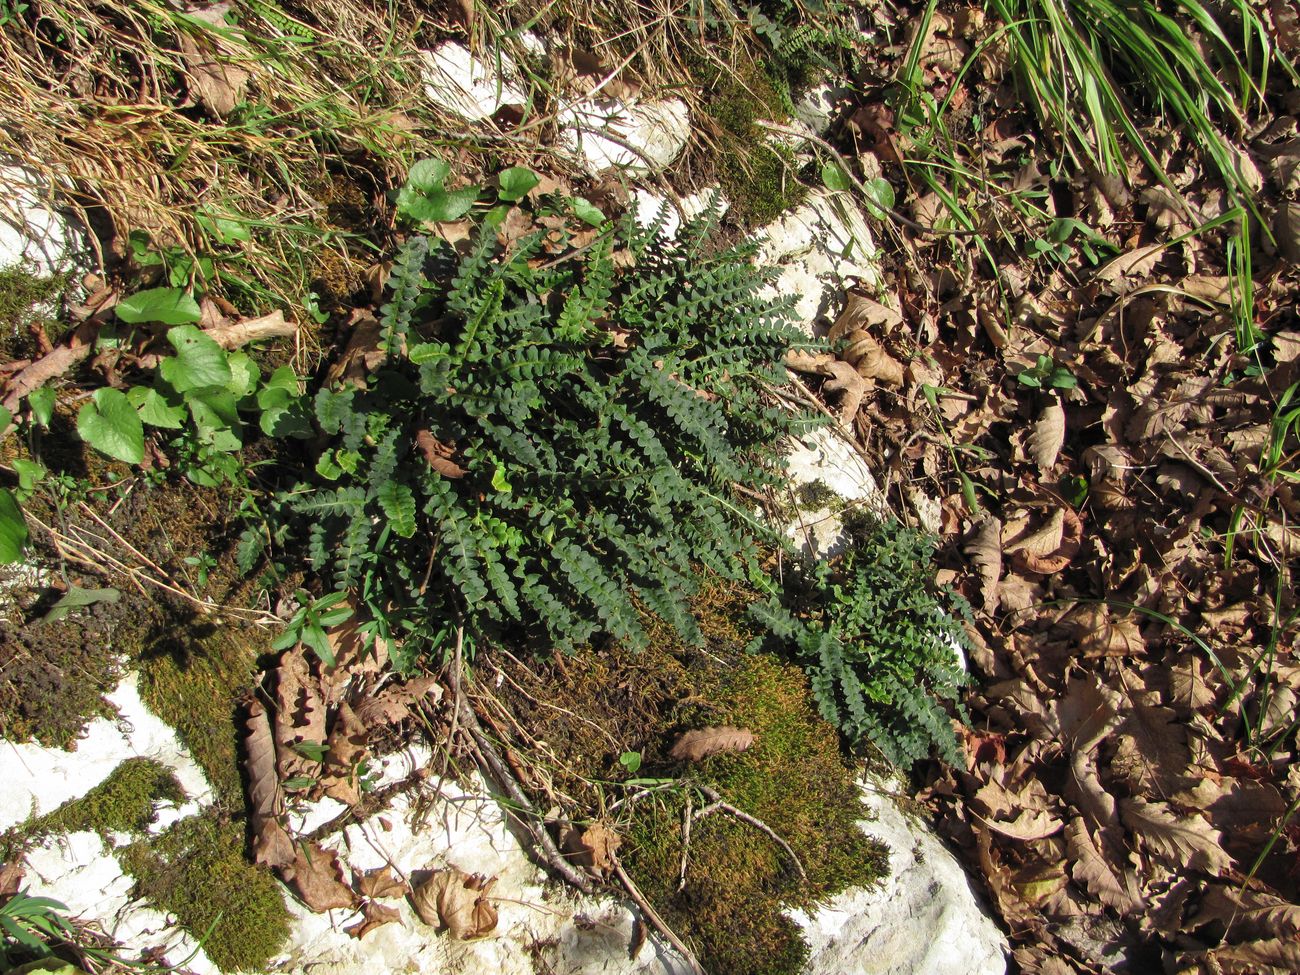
[{"left": 275, "top": 199, "right": 816, "bottom": 667}]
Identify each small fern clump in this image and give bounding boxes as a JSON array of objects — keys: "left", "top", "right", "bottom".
[
  {"left": 262, "top": 197, "right": 817, "bottom": 667},
  {"left": 750, "top": 514, "right": 971, "bottom": 766}
]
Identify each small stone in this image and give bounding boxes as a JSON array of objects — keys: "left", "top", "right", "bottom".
[{"left": 557, "top": 98, "right": 690, "bottom": 176}]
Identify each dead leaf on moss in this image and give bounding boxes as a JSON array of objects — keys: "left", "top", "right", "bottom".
[
  {"left": 281, "top": 841, "right": 358, "bottom": 912},
  {"left": 0, "top": 860, "right": 24, "bottom": 899},
  {"left": 668, "top": 726, "right": 755, "bottom": 762},
  {"left": 244, "top": 698, "right": 295, "bottom": 869},
  {"left": 353, "top": 865, "right": 410, "bottom": 900},
  {"left": 410, "top": 868, "right": 498, "bottom": 939},
  {"left": 560, "top": 821, "right": 621, "bottom": 879},
  {"left": 345, "top": 900, "right": 402, "bottom": 939}
]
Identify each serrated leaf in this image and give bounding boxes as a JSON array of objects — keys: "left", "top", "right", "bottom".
[
  {"left": 77, "top": 387, "right": 144, "bottom": 464},
  {"left": 0, "top": 488, "right": 27, "bottom": 563},
  {"left": 315, "top": 387, "right": 354, "bottom": 435},
  {"left": 1028, "top": 398, "right": 1066, "bottom": 472},
  {"left": 128, "top": 386, "right": 186, "bottom": 428},
  {"left": 116, "top": 287, "right": 202, "bottom": 325},
  {"left": 160, "top": 325, "right": 232, "bottom": 392},
  {"left": 377, "top": 481, "right": 417, "bottom": 537}
]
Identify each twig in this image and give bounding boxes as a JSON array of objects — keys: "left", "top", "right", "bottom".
[
  {"left": 458, "top": 693, "right": 594, "bottom": 894},
  {"left": 611, "top": 856, "right": 705, "bottom": 975},
  {"left": 677, "top": 792, "right": 693, "bottom": 892}
]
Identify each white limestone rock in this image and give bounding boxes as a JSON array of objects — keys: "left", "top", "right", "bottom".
[
  {"left": 0, "top": 671, "right": 213, "bottom": 832},
  {"left": 793, "top": 776, "right": 1008, "bottom": 975},
  {"left": 23, "top": 830, "right": 219, "bottom": 975},
  {"left": 558, "top": 98, "right": 690, "bottom": 176},
  {"left": 419, "top": 42, "right": 526, "bottom": 121},
  {"left": 755, "top": 188, "right": 881, "bottom": 332},
  {"left": 783, "top": 427, "right": 884, "bottom": 558},
  {"left": 632, "top": 187, "right": 727, "bottom": 239},
  {"left": 0, "top": 164, "right": 85, "bottom": 277}
]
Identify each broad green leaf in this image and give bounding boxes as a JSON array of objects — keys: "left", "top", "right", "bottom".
[
  {"left": 821, "top": 163, "right": 852, "bottom": 193},
  {"left": 116, "top": 287, "right": 202, "bottom": 325},
  {"left": 0, "top": 488, "right": 27, "bottom": 564},
  {"left": 161, "top": 325, "right": 232, "bottom": 392},
  {"left": 0, "top": 404, "right": 11, "bottom": 438},
  {"left": 26, "top": 387, "right": 55, "bottom": 426},
  {"left": 316, "top": 453, "right": 342, "bottom": 480},
  {"left": 863, "top": 177, "right": 896, "bottom": 212},
  {"left": 400, "top": 186, "right": 480, "bottom": 224},
  {"left": 226, "top": 351, "right": 260, "bottom": 398},
  {"left": 77, "top": 388, "right": 144, "bottom": 464},
  {"left": 378, "top": 481, "right": 417, "bottom": 537},
  {"left": 570, "top": 196, "right": 605, "bottom": 226},
  {"left": 257, "top": 366, "right": 300, "bottom": 409},
  {"left": 406, "top": 157, "right": 451, "bottom": 193},
  {"left": 314, "top": 387, "right": 354, "bottom": 434},
  {"left": 260, "top": 404, "right": 312, "bottom": 438},
  {"left": 13, "top": 458, "right": 45, "bottom": 494},
  {"left": 497, "top": 166, "right": 540, "bottom": 202},
  {"left": 128, "top": 386, "right": 185, "bottom": 428},
  {"left": 491, "top": 465, "right": 512, "bottom": 494}
]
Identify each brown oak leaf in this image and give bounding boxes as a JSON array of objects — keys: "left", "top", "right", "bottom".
[
  {"left": 345, "top": 900, "right": 402, "bottom": 939},
  {"left": 244, "top": 699, "right": 295, "bottom": 869},
  {"left": 410, "top": 868, "right": 498, "bottom": 939},
  {"left": 353, "top": 865, "right": 410, "bottom": 900},
  {"left": 281, "top": 841, "right": 358, "bottom": 912},
  {"left": 560, "top": 821, "right": 621, "bottom": 879}
]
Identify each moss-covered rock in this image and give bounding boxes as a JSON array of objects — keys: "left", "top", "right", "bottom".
[
  {"left": 28, "top": 758, "right": 184, "bottom": 838},
  {"left": 118, "top": 811, "right": 289, "bottom": 973}
]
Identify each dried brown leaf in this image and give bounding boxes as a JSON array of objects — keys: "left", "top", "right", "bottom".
[
  {"left": 560, "top": 821, "right": 622, "bottom": 879},
  {"left": 244, "top": 699, "right": 295, "bottom": 869},
  {"left": 668, "top": 726, "right": 755, "bottom": 762},
  {"left": 1065, "top": 817, "right": 1143, "bottom": 914},
  {"left": 0, "top": 860, "right": 24, "bottom": 899},
  {"left": 1120, "top": 797, "right": 1232, "bottom": 874},
  {"left": 1113, "top": 699, "right": 1189, "bottom": 793},
  {"left": 1096, "top": 243, "right": 1165, "bottom": 288},
  {"left": 321, "top": 703, "right": 368, "bottom": 807},
  {"left": 829, "top": 292, "right": 902, "bottom": 341},
  {"left": 823, "top": 359, "right": 868, "bottom": 421},
  {"left": 178, "top": 4, "right": 252, "bottom": 119},
  {"left": 1008, "top": 508, "right": 1082, "bottom": 575},
  {"left": 981, "top": 807, "right": 1063, "bottom": 841},
  {"left": 1207, "top": 937, "right": 1300, "bottom": 974},
  {"left": 345, "top": 900, "right": 402, "bottom": 939},
  {"left": 353, "top": 865, "right": 410, "bottom": 900},
  {"left": 415, "top": 430, "right": 468, "bottom": 479},
  {"left": 965, "top": 518, "right": 1002, "bottom": 614},
  {"left": 274, "top": 647, "right": 327, "bottom": 786},
  {"left": 410, "top": 868, "right": 498, "bottom": 939},
  {"left": 281, "top": 841, "right": 358, "bottom": 912},
  {"left": 1028, "top": 399, "right": 1066, "bottom": 473},
  {"left": 353, "top": 677, "right": 443, "bottom": 728}
]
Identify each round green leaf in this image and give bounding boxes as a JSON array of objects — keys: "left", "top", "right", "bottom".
[
  {"left": 401, "top": 186, "right": 480, "bottom": 224},
  {"left": 864, "top": 177, "right": 896, "bottom": 212},
  {"left": 406, "top": 158, "right": 451, "bottom": 193},
  {"left": 77, "top": 387, "right": 144, "bottom": 464},
  {"left": 160, "top": 324, "right": 233, "bottom": 392},
  {"left": 116, "top": 287, "right": 202, "bottom": 325},
  {"left": 570, "top": 196, "right": 606, "bottom": 226},
  {"left": 497, "top": 166, "right": 540, "bottom": 202},
  {"left": 26, "top": 386, "right": 56, "bottom": 427},
  {"left": 128, "top": 385, "right": 185, "bottom": 428},
  {"left": 821, "top": 163, "right": 852, "bottom": 193},
  {"left": 0, "top": 488, "right": 27, "bottom": 564}
]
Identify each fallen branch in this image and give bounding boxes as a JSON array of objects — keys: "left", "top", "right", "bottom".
[
  {"left": 1, "top": 343, "right": 91, "bottom": 412},
  {"left": 457, "top": 696, "right": 594, "bottom": 894},
  {"left": 611, "top": 855, "right": 705, "bottom": 975}
]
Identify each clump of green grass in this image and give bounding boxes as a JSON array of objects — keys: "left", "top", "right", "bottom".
[{"left": 986, "top": 0, "right": 1280, "bottom": 215}]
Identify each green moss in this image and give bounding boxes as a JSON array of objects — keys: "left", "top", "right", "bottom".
[
  {"left": 0, "top": 262, "right": 65, "bottom": 361},
  {"left": 26, "top": 758, "right": 183, "bottom": 838},
  {"left": 499, "top": 585, "right": 887, "bottom": 975},
  {"left": 118, "top": 811, "right": 289, "bottom": 973},
  {"left": 794, "top": 478, "right": 842, "bottom": 511},
  {"left": 692, "top": 57, "right": 808, "bottom": 227}
]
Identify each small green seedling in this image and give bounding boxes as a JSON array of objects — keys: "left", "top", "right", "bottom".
[
  {"left": 618, "top": 751, "right": 643, "bottom": 775},
  {"left": 272, "top": 590, "right": 354, "bottom": 665},
  {"left": 1016, "top": 354, "right": 1078, "bottom": 390},
  {"left": 396, "top": 158, "right": 481, "bottom": 224}
]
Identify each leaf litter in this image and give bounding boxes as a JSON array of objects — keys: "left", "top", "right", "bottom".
[{"left": 822, "top": 8, "right": 1300, "bottom": 973}]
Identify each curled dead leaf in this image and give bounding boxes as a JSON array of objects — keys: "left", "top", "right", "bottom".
[
  {"left": 345, "top": 900, "right": 402, "bottom": 939},
  {"left": 411, "top": 868, "right": 498, "bottom": 939},
  {"left": 353, "top": 865, "right": 410, "bottom": 900},
  {"left": 560, "top": 821, "right": 621, "bottom": 879},
  {"left": 321, "top": 702, "right": 369, "bottom": 807},
  {"left": 281, "top": 841, "right": 358, "bottom": 912},
  {"left": 668, "top": 726, "right": 755, "bottom": 762},
  {"left": 1007, "top": 508, "right": 1082, "bottom": 575},
  {"left": 244, "top": 699, "right": 295, "bottom": 869},
  {"left": 416, "top": 430, "right": 467, "bottom": 478},
  {"left": 354, "top": 677, "right": 443, "bottom": 728}
]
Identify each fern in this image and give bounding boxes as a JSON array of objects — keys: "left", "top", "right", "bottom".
[{"left": 749, "top": 513, "right": 971, "bottom": 767}]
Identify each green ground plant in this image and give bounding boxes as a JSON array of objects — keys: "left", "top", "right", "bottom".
[
  {"left": 255, "top": 181, "right": 819, "bottom": 667},
  {"left": 750, "top": 513, "right": 971, "bottom": 766}
]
